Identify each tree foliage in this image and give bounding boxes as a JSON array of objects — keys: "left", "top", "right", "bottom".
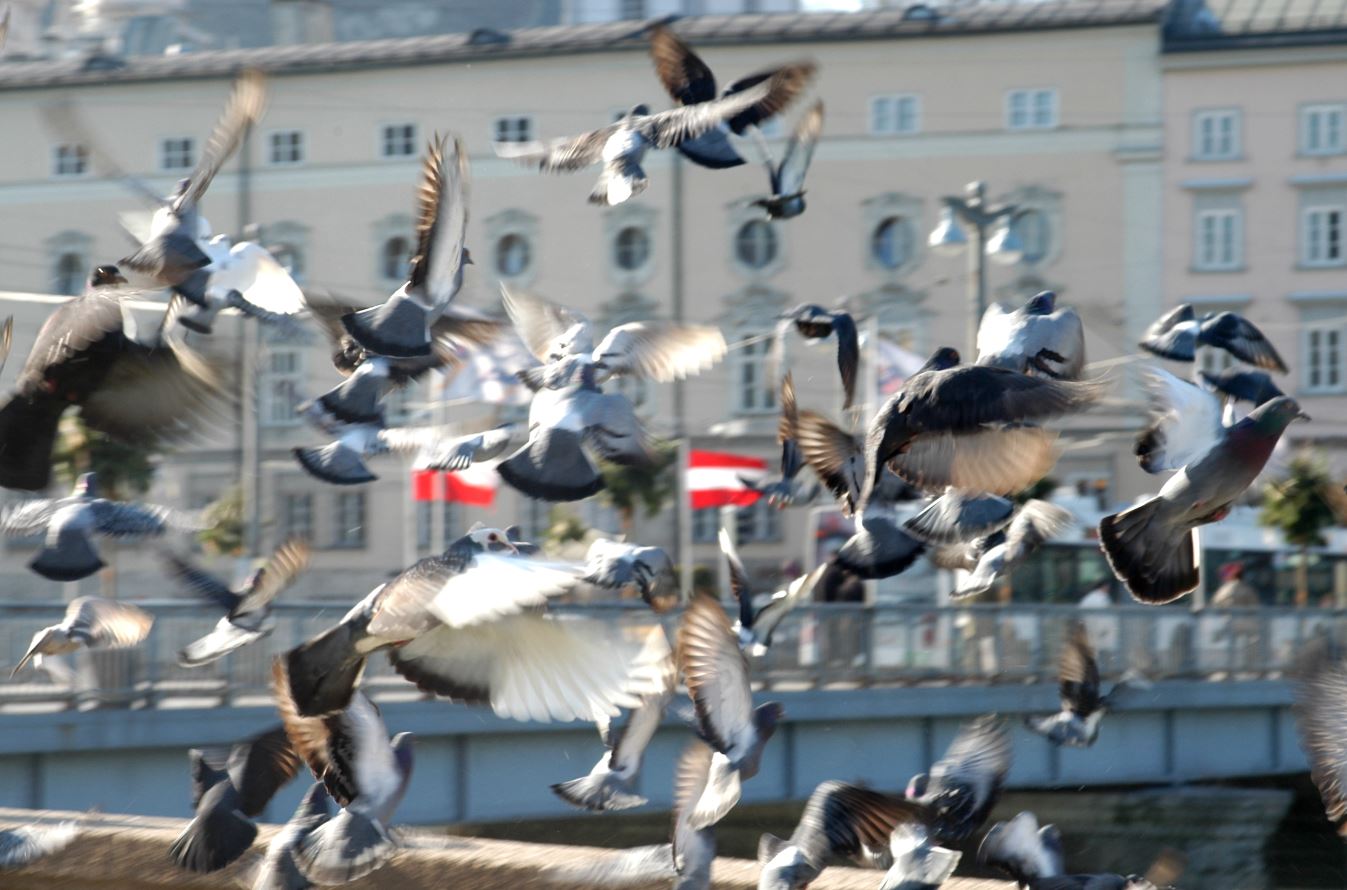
[
  {"left": 1260, "top": 454, "right": 1338, "bottom": 549},
  {"left": 197, "top": 485, "right": 246, "bottom": 558},
  {"left": 51, "top": 416, "right": 155, "bottom": 501},
  {"left": 598, "top": 442, "right": 678, "bottom": 536}
]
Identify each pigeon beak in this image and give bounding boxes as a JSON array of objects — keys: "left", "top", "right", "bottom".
[
  {"left": 1296, "top": 410, "right": 1312, "bottom": 422},
  {"left": 11, "top": 647, "right": 37, "bottom": 678}
]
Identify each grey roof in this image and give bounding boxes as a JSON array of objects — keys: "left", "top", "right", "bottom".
[
  {"left": 0, "top": 1, "right": 1168, "bottom": 90},
  {"left": 1165, "top": 0, "right": 1347, "bottom": 48}
]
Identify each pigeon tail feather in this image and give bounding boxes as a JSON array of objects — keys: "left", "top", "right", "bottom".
[
  {"left": 550, "top": 760, "right": 647, "bottom": 812},
  {"left": 1099, "top": 498, "right": 1196, "bottom": 604},
  {"left": 341, "top": 298, "right": 432, "bottom": 359},
  {"left": 293, "top": 443, "right": 377, "bottom": 486},
  {"left": 0, "top": 395, "right": 67, "bottom": 491}
]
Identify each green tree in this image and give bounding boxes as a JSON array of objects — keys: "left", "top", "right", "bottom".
[
  {"left": 1260, "top": 454, "right": 1339, "bottom": 606},
  {"left": 598, "top": 442, "right": 678, "bottom": 537},
  {"left": 197, "top": 485, "right": 246, "bottom": 558},
  {"left": 51, "top": 416, "right": 155, "bottom": 501},
  {"left": 544, "top": 507, "right": 589, "bottom": 551}
]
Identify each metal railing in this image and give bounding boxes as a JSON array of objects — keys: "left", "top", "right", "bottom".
[{"left": 0, "top": 600, "right": 1341, "bottom": 711}]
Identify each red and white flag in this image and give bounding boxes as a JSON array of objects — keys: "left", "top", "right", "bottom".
[
  {"left": 412, "top": 461, "right": 500, "bottom": 507},
  {"left": 687, "top": 449, "right": 768, "bottom": 509}
]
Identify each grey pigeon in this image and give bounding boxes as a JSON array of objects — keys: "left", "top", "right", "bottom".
[
  {"left": 862, "top": 347, "right": 1101, "bottom": 504},
  {"left": 341, "top": 135, "right": 472, "bottom": 358},
  {"left": 756, "top": 780, "right": 930, "bottom": 890},
  {"left": 1198, "top": 367, "right": 1285, "bottom": 407},
  {"left": 166, "top": 539, "right": 311, "bottom": 667},
  {"left": 281, "top": 526, "right": 668, "bottom": 722},
  {"left": 976, "top": 291, "right": 1086, "bottom": 380},
  {"left": 648, "top": 25, "right": 808, "bottom": 171},
  {"left": 119, "top": 71, "right": 266, "bottom": 305},
  {"left": 747, "top": 101, "right": 825, "bottom": 220},
  {"left": 0, "top": 818, "right": 81, "bottom": 871},
  {"left": 10, "top": 594, "right": 153, "bottom": 678},
  {"left": 1, "top": 472, "right": 201, "bottom": 581},
  {"left": 0, "top": 274, "right": 229, "bottom": 492},
  {"left": 495, "top": 63, "right": 815, "bottom": 206},
  {"left": 1292, "top": 644, "right": 1347, "bottom": 835},
  {"left": 950, "top": 499, "right": 1073, "bottom": 599},
  {"left": 978, "top": 811, "right": 1066, "bottom": 887},
  {"left": 1101, "top": 396, "right": 1307, "bottom": 604},
  {"left": 902, "top": 489, "right": 1015, "bottom": 547},
  {"left": 1133, "top": 367, "right": 1229, "bottom": 475},
  {"left": 170, "top": 725, "right": 301, "bottom": 874},
  {"left": 878, "top": 821, "right": 963, "bottom": 890},
  {"left": 403, "top": 424, "right": 519, "bottom": 472},
  {"left": 582, "top": 538, "right": 679, "bottom": 613},
  {"left": 905, "top": 715, "right": 1011, "bottom": 844},
  {"left": 1025, "top": 622, "right": 1140, "bottom": 748},
  {"left": 249, "top": 782, "right": 334, "bottom": 890},
  {"left": 677, "top": 594, "right": 783, "bottom": 829},
  {"left": 720, "top": 528, "right": 826, "bottom": 655},
  {"left": 551, "top": 656, "right": 675, "bottom": 812},
  {"left": 294, "top": 417, "right": 516, "bottom": 487},
  {"left": 169, "top": 237, "right": 306, "bottom": 336},
  {"left": 1140, "top": 304, "right": 1287, "bottom": 373},
  {"left": 740, "top": 373, "right": 814, "bottom": 507},
  {"left": 777, "top": 304, "right": 859, "bottom": 409},
  {"left": 274, "top": 669, "right": 412, "bottom": 886}
]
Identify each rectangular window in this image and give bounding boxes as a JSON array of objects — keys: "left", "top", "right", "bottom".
[
  {"left": 1197, "top": 345, "right": 1235, "bottom": 376},
  {"left": 1006, "top": 89, "right": 1057, "bottom": 130},
  {"left": 691, "top": 508, "right": 718, "bottom": 544},
  {"left": 1303, "top": 207, "right": 1344, "bottom": 266},
  {"left": 160, "top": 137, "right": 195, "bottom": 171},
  {"left": 1194, "top": 208, "right": 1241, "bottom": 270},
  {"left": 493, "top": 116, "right": 533, "bottom": 144},
  {"left": 260, "top": 348, "right": 304, "bottom": 427},
  {"left": 52, "top": 143, "right": 88, "bottom": 177},
  {"left": 380, "top": 123, "right": 416, "bottom": 158},
  {"left": 736, "top": 500, "right": 781, "bottom": 543},
  {"left": 268, "top": 130, "right": 305, "bottom": 165},
  {"left": 869, "top": 95, "right": 920, "bottom": 135},
  {"left": 1193, "top": 109, "right": 1240, "bottom": 160},
  {"left": 416, "top": 501, "right": 432, "bottom": 551},
  {"left": 1301, "top": 104, "right": 1346, "bottom": 156},
  {"left": 734, "top": 333, "right": 777, "bottom": 415},
  {"left": 333, "top": 492, "right": 367, "bottom": 549},
  {"left": 1305, "top": 326, "right": 1344, "bottom": 393},
  {"left": 281, "top": 493, "right": 313, "bottom": 543},
  {"left": 619, "top": 0, "right": 646, "bottom": 19}
]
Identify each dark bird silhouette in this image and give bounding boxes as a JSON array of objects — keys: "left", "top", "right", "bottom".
[
  {"left": 905, "top": 716, "right": 1011, "bottom": 844},
  {"left": 720, "top": 528, "right": 825, "bottom": 655},
  {"left": 1025, "top": 622, "right": 1142, "bottom": 748},
  {"left": 777, "top": 305, "right": 859, "bottom": 409},
  {"left": 747, "top": 101, "right": 825, "bottom": 220},
  {"left": 1140, "top": 304, "right": 1287, "bottom": 373},
  {"left": 1198, "top": 367, "right": 1285, "bottom": 407}
]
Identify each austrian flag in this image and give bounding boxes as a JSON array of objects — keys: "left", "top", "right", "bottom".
[
  {"left": 412, "top": 461, "right": 500, "bottom": 506},
  {"left": 687, "top": 449, "right": 768, "bottom": 509}
]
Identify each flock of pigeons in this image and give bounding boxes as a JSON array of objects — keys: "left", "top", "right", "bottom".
[{"left": 0, "top": 16, "right": 1338, "bottom": 890}]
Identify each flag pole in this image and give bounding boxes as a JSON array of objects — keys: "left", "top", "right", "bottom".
[{"left": 678, "top": 436, "right": 694, "bottom": 602}]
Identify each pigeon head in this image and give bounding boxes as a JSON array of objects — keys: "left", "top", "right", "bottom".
[
  {"left": 1025, "top": 291, "right": 1056, "bottom": 315},
  {"left": 465, "top": 526, "right": 519, "bottom": 554},
  {"left": 90, "top": 265, "right": 127, "bottom": 288},
  {"left": 74, "top": 473, "right": 98, "bottom": 499},
  {"left": 905, "top": 771, "right": 929, "bottom": 799},
  {"left": 1248, "top": 396, "right": 1310, "bottom": 434},
  {"left": 920, "top": 347, "right": 961, "bottom": 373},
  {"left": 12, "top": 626, "right": 73, "bottom": 677}
]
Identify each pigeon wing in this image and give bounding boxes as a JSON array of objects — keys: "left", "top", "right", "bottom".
[
  {"left": 775, "top": 100, "right": 824, "bottom": 198},
  {"left": 161, "top": 550, "right": 240, "bottom": 612},
  {"left": 1139, "top": 303, "right": 1197, "bottom": 362},
  {"left": 407, "top": 134, "right": 470, "bottom": 310},
  {"left": 677, "top": 595, "right": 753, "bottom": 755},
  {"left": 592, "top": 322, "right": 727, "bottom": 382},
  {"left": 68, "top": 596, "right": 154, "bottom": 649},
  {"left": 1059, "top": 622, "right": 1102, "bottom": 715},
  {"left": 501, "top": 285, "right": 590, "bottom": 362},
  {"left": 637, "top": 62, "right": 816, "bottom": 150},
  {"left": 1199, "top": 312, "right": 1287, "bottom": 373},
  {"left": 648, "top": 26, "right": 718, "bottom": 105},
  {"left": 1135, "top": 367, "right": 1225, "bottom": 474},
  {"left": 902, "top": 490, "right": 1015, "bottom": 546},
  {"left": 795, "top": 409, "right": 865, "bottom": 515},
  {"left": 1292, "top": 646, "right": 1347, "bottom": 834},
  {"left": 172, "top": 70, "right": 266, "bottom": 214},
  {"left": 235, "top": 539, "right": 311, "bottom": 615}
]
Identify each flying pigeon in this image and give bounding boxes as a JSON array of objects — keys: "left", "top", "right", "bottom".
[
  {"left": 1101, "top": 396, "right": 1307, "bottom": 604},
  {"left": 1, "top": 472, "right": 202, "bottom": 582},
  {"left": 738, "top": 374, "right": 817, "bottom": 508},
  {"left": 977, "top": 811, "right": 1066, "bottom": 887},
  {"left": 901, "top": 489, "right": 1016, "bottom": 547},
  {"left": 495, "top": 63, "right": 815, "bottom": 205},
  {"left": 1291, "top": 644, "right": 1347, "bottom": 835},
  {"left": 906, "top": 715, "right": 1011, "bottom": 844},
  {"left": 119, "top": 71, "right": 266, "bottom": 305},
  {"left": 976, "top": 291, "right": 1086, "bottom": 380},
  {"left": 720, "top": 528, "right": 825, "bottom": 655},
  {"left": 878, "top": 821, "right": 963, "bottom": 890},
  {"left": 0, "top": 274, "right": 229, "bottom": 492},
  {"left": 756, "top": 780, "right": 930, "bottom": 890},
  {"left": 169, "top": 725, "right": 302, "bottom": 874},
  {"left": 676, "top": 594, "right": 783, "bottom": 829},
  {"left": 1198, "top": 367, "right": 1285, "bottom": 409},
  {"left": 0, "top": 817, "right": 82, "bottom": 871},
  {"left": 551, "top": 655, "right": 675, "bottom": 812},
  {"left": 582, "top": 538, "right": 679, "bottom": 613},
  {"left": 1133, "top": 367, "right": 1230, "bottom": 475},
  {"left": 1139, "top": 304, "right": 1287, "bottom": 373},
  {"left": 10, "top": 594, "right": 153, "bottom": 678},
  {"left": 281, "top": 526, "right": 669, "bottom": 722},
  {"left": 776, "top": 303, "right": 859, "bottom": 409},
  {"left": 648, "top": 25, "right": 810, "bottom": 170},
  {"left": 341, "top": 135, "right": 473, "bottom": 358},
  {"left": 274, "top": 664, "right": 412, "bottom": 885},
  {"left": 948, "top": 499, "right": 1073, "bottom": 599},
  {"left": 171, "top": 237, "right": 307, "bottom": 336},
  {"left": 165, "top": 539, "right": 311, "bottom": 667},
  {"left": 1025, "top": 622, "right": 1140, "bottom": 748},
  {"left": 248, "top": 782, "right": 334, "bottom": 890},
  {"left": 293, "top": 418, "right": 516, "bottom": 487},
  {"left": 862, "top": 347, "right": 1101, "bottom": 503},
  {"left": 746, "top": 100, "right": 825, "bottom": 221}
]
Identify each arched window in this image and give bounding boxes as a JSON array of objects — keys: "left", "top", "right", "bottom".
[
  {"left": 53, "top": 253, "right": 85, "bottom": 295},
  {"left": 270, "top": 244, "right": 304, "bottom": 282},
  {"left": 495, "top": 233, "right": 531, "bottom": 277},
  {"left": 734, "top": 220, "right": 778, "bottom": 269},
  {"left": 613, "top": 226, "right": 650, "bottom": 271},
  {"left": 381, "top": 236, "right": 411, "bottom": 281},
  {"left": 1013, "top": 209, "right": 1051, "bottom": 265},
  {"left": 871, "top": 217, "right": 913, "bottom": 270}
]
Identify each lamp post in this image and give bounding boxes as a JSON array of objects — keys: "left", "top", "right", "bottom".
[{"left": 928, "top": 181, "right": 1024, "bottom": 356}]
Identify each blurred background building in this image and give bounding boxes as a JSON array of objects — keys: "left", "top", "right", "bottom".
[{"left": 0, "top": 0, "right": 1342, "bottom": 601}]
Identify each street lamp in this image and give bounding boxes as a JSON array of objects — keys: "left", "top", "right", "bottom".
[{"left": 927, "top": 181, "right": 1020, "bottom": 355}]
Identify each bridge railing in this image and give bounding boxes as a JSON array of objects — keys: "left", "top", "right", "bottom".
[{"left": 0, "top": 600, "right": 1340, "bottom": 710}]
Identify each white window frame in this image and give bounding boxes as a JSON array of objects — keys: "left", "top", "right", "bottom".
[
  {"left": 379, "top": 122, "right": 417, "bottom": 159},
  {"left": 267, "top": 129, "right": 305, "bottom": 166},
  {"left": 691, "top": 508, "right": 718, "bottom": 543},
  {"left": 259, "top": 347, "right": 304, "bottom": 427},
  {"left": 732, "top": 330, "right": 778, "bottom": 416},
  {"left": 869, "top": 94, "right": 921, "bottom": 136},
  {"left": 1300, "top": 104, "right": 1346, "bottom": 156},
  {"left": 51, "top": 143, "right": 89, "bottom": 178},
  {"left": 1193, "top": 208, "right": 1242, "bottom": 271},
  {"left": 332, "top": 492, "right": 367, "bottom": 549},
  {"left": 1302, "top": 205, "right": 1345, "bottom": 267},
  {"left": 1005, "top": 89, "right": 1058, "bottom": 131},
  {"left": 280, "top": 492, "right": 314, "bottom": 543},
  {"left": 736, "top": 499, "right": 781, "bottom": 543},
  {"left": 1192, "top": 109, "right": 1241, "bottom": 161},
  {"left": 492, "top": 116, "right": 534, "bottom": 144},
  {"left": 159, "top": 136, "right": 195, "bottom": 172},
  {"left": 1303, "top": 324, "right": 1345, "bottom": 394}
]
